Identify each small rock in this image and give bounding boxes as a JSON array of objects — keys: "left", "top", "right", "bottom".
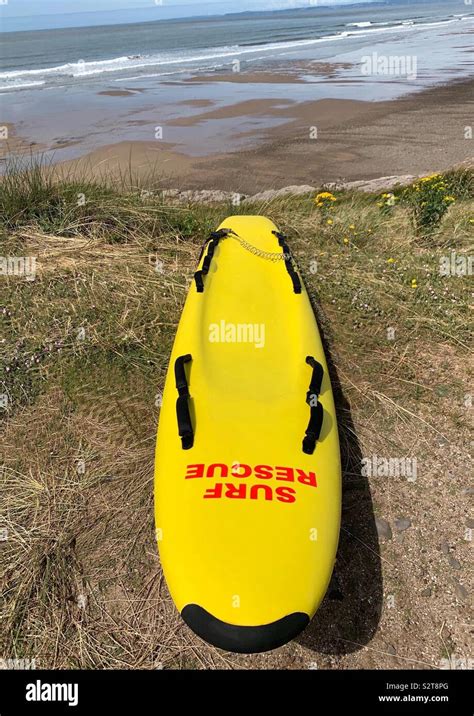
[
  {"left": 421, "top": 587, "right": 432, "bottom": 597},
  {"left": 161, "top": 189, "right": 238, "bottom": 204},
  {"left": 386, "top": 644, "right": 397, "bottom": 655},
  {"left": 326, "top": 174, "right": 416, "bottom": 193},
  {"left": 243, "top": 185, "right": 317, "bottom": 203},
  {"left": 440, "top": 542, "right": 450, "bottom": 555},
  {"left": 461, "top": 487, "right": 474, "bottom": 495},
  {"left": 466, "top": 518, "right": 474, "bottom": 529},
  {"left": 376, "top": 517, "right": 392, "bottom": 541},
  {"left": 453, "top": 581, "right": 468, "bottom": 601},
  {"left": 394, "top": 517, "right": 412, "bottom": 533},
  {"left": 448, "top": 555, "right": 461, "bottom": 570}
]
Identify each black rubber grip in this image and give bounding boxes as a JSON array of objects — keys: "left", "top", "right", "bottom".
[
  {"left": 194, "top": 229, "right": 234, "bottom": 292},
  {"left": 302, "top": 355, "right": 324, "bottom": 454},
  {"left": 273, "top": 230, "right": 302, "bottom": 294},
  {"left": 174, "top": 354, "right": 194, "bottom": 450}
]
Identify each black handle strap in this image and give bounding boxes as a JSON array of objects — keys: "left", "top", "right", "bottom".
[
  {"left": 194, "top": 229, "right": 234, "bottom": 293},
  {"left": 273, "top": 230, "right": 302, "bottom": 294},
  {"left": 302, "top": 356, "right": 324, "bottom": 455},
  {"left": 175, "top": 354, "right": 194, "bottom": 450}
]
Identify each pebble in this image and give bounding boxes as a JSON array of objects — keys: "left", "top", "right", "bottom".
[
  {"left": 466, "top": 518, "right": 474, "bottom": 528},
  {"left": 394, "top": 517, "right": 412, "bottom": 533},
  {"left": 421, "top": 587, "right": 432, "bottom": 597},
  {"left": 386, "top": 644, "right": 397, "bottom": 656},
  {"left": 376, "top": 517, "right": 392, "bottom": 541},
  {"left": 448, "top": 555, "right": 461, "bottom": 570},
  {"left": 453, "top": 581, "right": 468, "bottom": 602},
  {"left": 462, "top": 487, "right": 474, "bottom": 495},
  {"left": 440, "top": 542, "right": 450, "bottom": 555}
]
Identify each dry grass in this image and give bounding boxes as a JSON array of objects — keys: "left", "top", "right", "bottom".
[{"left": 1, "top": 167, "right": 472, "bottom": 669}]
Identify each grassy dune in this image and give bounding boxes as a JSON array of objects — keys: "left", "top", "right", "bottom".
[{"left": 1, "top": 165, "right": 472, "bottom": 669}]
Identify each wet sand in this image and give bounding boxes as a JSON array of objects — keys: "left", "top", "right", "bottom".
[
  {"left": 180, "top": 60, "right": 352, "bottom": 84},
  {"left": 0, "top": 123, "right": 47, "bottom": 156},
  {"left": 52, "top": 77, "right": 474, "bottom": 195},
  {"left": 183, "top": 62, "right": 353, "bottom": 84}
]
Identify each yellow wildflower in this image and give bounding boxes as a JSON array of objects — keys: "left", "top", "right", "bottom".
[
  {"left": 315, "top": 191, "right": 337, "bottom": 203},
  {"left": 420, "top": 173, "right": 441, "bottom": 183}
]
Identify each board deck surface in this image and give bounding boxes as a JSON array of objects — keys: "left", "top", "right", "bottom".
[{"left": 154, "top": 216, "right": 341, "bottom": 652}]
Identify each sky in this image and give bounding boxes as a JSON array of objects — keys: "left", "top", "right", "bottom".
[
  {"left": 2, "top": 0, "right": 378, "bottom": 17},
  {"left": 0, "top": 0, "right": 380, "bottom": 32},
  {"left": 0, "top": 0, "right": 378, "bottom": 17}
]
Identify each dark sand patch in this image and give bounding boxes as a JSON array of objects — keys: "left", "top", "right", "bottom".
[
  {"left": 98, "top": 90, "right": 136, "bottom": 97},
  {"left": 176, "top": 99, "right": 216, "bottom": 108}
]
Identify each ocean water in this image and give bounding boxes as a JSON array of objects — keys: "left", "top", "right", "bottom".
[{"left": 0, "top": 0, "right": 473, "bottom": 92}]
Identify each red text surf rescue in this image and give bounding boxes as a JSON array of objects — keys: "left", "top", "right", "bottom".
[{"left": 185, "top": 463, "right": 317, "bottom": 503}]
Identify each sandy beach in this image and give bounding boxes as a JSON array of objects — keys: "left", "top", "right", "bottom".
[{"left": 42, "top": 75, "right": 474, "bottom": 194}]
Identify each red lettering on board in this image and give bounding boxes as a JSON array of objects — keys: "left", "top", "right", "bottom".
[
  {"left": 296, "top": 469, "right": 317, "bottom": 488},
  {"left": 250, "top": 484, "right": 272, "bottom": 501},
  {"left": 231, "top": 463, "right": 252, "bottom": 478},
  {"left": 184, "top": 463, "right": 319, "bottom": 504},
  {"left": 185, "top": 464, "right": 205, "bottom": 479},
  {"left": 203, "top": 484, "right": 223, "bottom": 499},
  {"left": 275, "top": 466, "right": 295, "bottom": 482},
  {"left": 206, "top": 463, "right": 228, "bottom": 478},
  {"left": 254, "top": 464, "right": 273, "bottom": 480},
  {"left": 225, "top": 484, "right": 246, "bottom": 499},
  {"left": 276, "top": 486, "right": 296, "bottom": 503}
]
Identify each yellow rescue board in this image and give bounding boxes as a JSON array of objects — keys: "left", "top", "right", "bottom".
[{"left": 154, "top": 216, "right": 341, "bottom": 653}]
